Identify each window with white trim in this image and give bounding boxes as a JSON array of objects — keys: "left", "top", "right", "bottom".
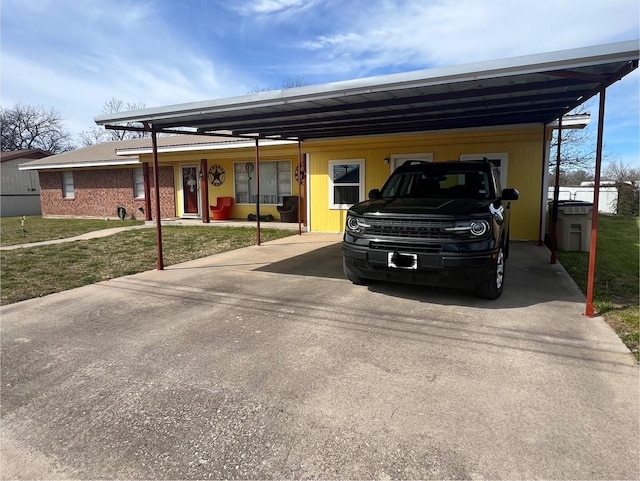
[
  {"left": 62, "top": 171, "right": 74, "bottom": 199},
  {"left": 234, "top": 161, "right": 292, "bottom": 204},
  {"left": 133, "top": 168, "right": 145, "bottom": 198},
  {"left": 459, "top": 153, "right": 508, "bottom": 190},
  {"left": 329, "top": 159, "right": 365, "bottom": 209},
  {"left": 390, "top": 153, "right": 433, "bottom": 172}
]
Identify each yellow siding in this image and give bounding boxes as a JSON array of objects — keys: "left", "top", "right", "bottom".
[
  {"left": 140, "top": 126, "right": 545, "bottom": 240},
  {"left": 303, "top": 127, "right": 545, "bottom": 240}
]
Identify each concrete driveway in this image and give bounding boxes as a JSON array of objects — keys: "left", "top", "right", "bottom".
[{"left": 1, "top": 234, "right": 638, "bottom": 480}]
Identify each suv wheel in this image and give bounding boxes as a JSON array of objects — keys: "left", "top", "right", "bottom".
[
  {"left": 476, "top": 247, "right": 505, "bottom": 299},
  {"left": 343, "top": 258, "right": 367, "bottom": 285}
]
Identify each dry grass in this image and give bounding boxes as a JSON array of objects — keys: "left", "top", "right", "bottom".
[{"left": 0, "top": 226, "right": 295, "bottom": 305}]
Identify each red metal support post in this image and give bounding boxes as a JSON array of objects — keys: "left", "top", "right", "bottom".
[
  {"left": 201, "top": 158, "right": 210, "bottom": 223},
  {"left": 151, "top": 127, "right": 164, "bottom": 270},
  {"left": 255, "top": 138, "right": 261, "bottom": 246},
  {"left": 585, "top": 89, "right": 606, "bottom": 318},
  {"left": 550, "top": 115, "right": 562, "bottom": 264}
]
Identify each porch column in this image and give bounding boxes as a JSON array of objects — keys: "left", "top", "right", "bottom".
[
  {"left": 201, "top": 158, "right": 210, "bottom": 223},
  {"left": 151, "top": 127, "right": 164, "bottom": 270}
]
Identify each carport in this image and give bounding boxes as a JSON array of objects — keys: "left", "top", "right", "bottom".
[{"left": 95, "top": 40, "right": 639, "bottom": 317}]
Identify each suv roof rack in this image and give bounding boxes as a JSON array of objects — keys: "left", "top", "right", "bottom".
[{"left": 402, "top": 160, "right": 430, "bottom": 165}]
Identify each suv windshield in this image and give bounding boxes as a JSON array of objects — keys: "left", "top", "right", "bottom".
[{"left": 381, "top": 165, "right": 494, "bottom": 200}]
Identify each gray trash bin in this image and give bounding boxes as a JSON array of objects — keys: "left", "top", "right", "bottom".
[{"left": 552, "top": 200, "right": 593, "bottom": 252}]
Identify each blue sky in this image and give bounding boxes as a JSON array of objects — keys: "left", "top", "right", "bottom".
[{"left": 1, "top": 0, "right": 638, "bottom": 167}]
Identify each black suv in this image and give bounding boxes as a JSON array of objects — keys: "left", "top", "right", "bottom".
[{"left": 342, "top": 160, "right": 519, "bottom": 299}]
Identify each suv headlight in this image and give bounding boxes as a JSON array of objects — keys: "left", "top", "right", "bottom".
[
  {"left": 444, "top": 220, "right": 490, "bottom": 237},
  {"left": 346, "top": 215, "right": 370, "bottom": 234}
]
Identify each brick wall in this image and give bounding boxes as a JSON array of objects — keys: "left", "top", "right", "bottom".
[{"left": 40, "top": 166, "right": 175, "bottom": 219}]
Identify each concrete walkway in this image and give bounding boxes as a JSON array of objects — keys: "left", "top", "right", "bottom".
[{"left": 1, "top": 238, "right": 638, "bottom": 479}]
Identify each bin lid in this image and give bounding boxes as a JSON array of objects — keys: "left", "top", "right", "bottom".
[{"left": 548, "top": 199, "right": 594, "bottom": 207}]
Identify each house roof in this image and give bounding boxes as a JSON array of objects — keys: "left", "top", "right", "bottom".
[
  {"left": 1, "top": 149, "right": 52, "bottom": 163},
  {"left": 95, "top": 41, "right": 638, "bottom": 141},
  {"left": 17, "top": 135, "right": 248, "bottom": 171}
]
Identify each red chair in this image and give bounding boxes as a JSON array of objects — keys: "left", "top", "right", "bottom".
[{"left": 210, "top": 197, "right": 234, "bottom": 220}]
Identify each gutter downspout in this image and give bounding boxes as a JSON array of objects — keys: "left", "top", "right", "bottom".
[
  {"left": 143, "top": 162, "right": 152, "bottom": 221},
  {"left": 585, "top": 89, "right": 606, "bottom": 318},
  {"left": 550, "top": 116, "right": 562, "bottom": 264},
  {"left": 539, "top": 125, "right": 549, "bottom": 246}
]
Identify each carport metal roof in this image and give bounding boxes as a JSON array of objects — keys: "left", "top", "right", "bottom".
[
  {"left": 95, "top": 41, "right": 638, "bottom": 140},
  {"left": 94, "top": 40, "right": 638, "bottom": 318}
]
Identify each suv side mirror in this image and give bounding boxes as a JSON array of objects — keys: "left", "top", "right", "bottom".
[
  {"left": 501, "top": 188, "right": 519, "bottom": 201},
  {"left": 369, "top": 189, "right": 382, "bottom": 200}
]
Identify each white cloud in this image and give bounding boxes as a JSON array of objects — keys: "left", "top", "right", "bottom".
[
  {"left": 299, "top": 0, "right": 639, "bottom": 74},
  {"left": 0, "top": 0, "right": 248, "bottom": 140},
  {"left": 230, "top": 0, "right": 310, "bottom": 16}
]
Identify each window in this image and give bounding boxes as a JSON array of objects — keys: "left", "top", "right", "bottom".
[
  {"left": 133, "top": 168, "right": 145, "bottom": 198},
  {"left": 390, "top": 153, "right": 433, "bottom": 171},
  {"left": 234, "top": 161, "right": 292, "bottom": 204},
  {"left": 62, "top": 171, "right": 74, "bottom": 199},
  {"left": 329, "top": 159, "right": 365, "bottom": 209},
  {"left": 459, "top": 153, "right": 508, "bottom": 190}
]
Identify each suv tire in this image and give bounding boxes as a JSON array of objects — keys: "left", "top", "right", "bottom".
[{"left": 475, "top": 247, "right": 505, "bottom": 299}]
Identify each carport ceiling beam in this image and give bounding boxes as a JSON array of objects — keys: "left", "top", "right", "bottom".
[
  {"left": 541, "top": 69, "right": 611, "bottom": 83},
  {"left": 255, "top": 111, "right": 563, "bottom": 140},
  {"left": 104, "top": 124, "right": 300, "bottom": 141},
  {"left": 225, "top": 95, "right": 580, "bottom": 135},
  {"left": 233, "top": 105, "right": 564, "bottom": 138},
  {"left": 543, "top": 60, "right": 638, "bottom": 124}
]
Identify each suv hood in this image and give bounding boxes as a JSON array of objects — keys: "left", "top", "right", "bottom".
[{"left": 350, "top": 197, "right": 492, "bottom": 217}]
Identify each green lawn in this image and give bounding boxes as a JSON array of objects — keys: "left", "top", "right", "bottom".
[
  {"left": 0, "top": 216, "right": 144, "bottom": 246},
  {"left": 555, "top": 214, "right": 639, "bottom": 360},
  {"left": 0, "top": 226, "right": 295, "bottom": 305}
]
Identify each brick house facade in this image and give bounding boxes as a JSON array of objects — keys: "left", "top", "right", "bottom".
[{"left": 40, "top": 166, "right": 175, "bottom": 219}]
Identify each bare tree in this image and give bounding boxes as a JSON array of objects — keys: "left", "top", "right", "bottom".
[
  {"left": 548, "top": 100, "right": 623, "bottom": 184},
  {"left": 549, "top": 127, "right": 597, "bottom": 173},
  {"left": 281, "top": 75, "right": 311, "bottom": 89},
  {"left": 77, "top": 127, "right": 110, "bottom": 147},
  {"left": 548, "top": 168, "right": 593, "bottom": 186},
  {"left": 604, "top": 160, "right": 640, "bottom": 182},
  {"left": 249, "top": 75, "right": 311, "bottom": 93},
  {"left": 0, "top": 104, "right": 74, "bottom": 153},
  {"left": 77, "top": 98, "right": 149, "bottom": 145}
]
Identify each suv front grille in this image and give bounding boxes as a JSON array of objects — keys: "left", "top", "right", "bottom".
[
  {"left": 370, "top": 241, "right": 442, "bottom": 253},
  {"left": 364, "top": 218, "right": 453, "bottom": 239}
]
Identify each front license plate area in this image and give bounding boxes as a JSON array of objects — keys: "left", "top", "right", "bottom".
[{"left": 388, "top": 252, "right": 418, "bottom": 270}]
